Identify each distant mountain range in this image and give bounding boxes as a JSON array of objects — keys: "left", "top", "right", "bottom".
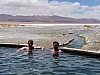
[{"left": 0, "top": 14, "right": 100, "bottom": 23}]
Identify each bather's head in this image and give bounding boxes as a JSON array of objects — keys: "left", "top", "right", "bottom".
[
  {"left": 28, "top": 40, "right": 33, "bottom": 46},
  {"left": 53, "top": 41, "right": 59, "bottom": 49}
]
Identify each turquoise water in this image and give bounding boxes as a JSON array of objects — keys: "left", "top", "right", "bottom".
[{"left": 0, "top": 47, "right": 100, "bottom": 75}]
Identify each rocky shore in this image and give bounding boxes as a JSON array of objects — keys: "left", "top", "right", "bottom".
[
  {"left": 0, "top": 24, "right": 100, "bottom": 50},
  {"left": 79, "top": 25, "right": 100, "bottom": 51}
]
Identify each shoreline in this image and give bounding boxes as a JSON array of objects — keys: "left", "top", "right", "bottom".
[
  {"left": 0, "top": 21, "right": 100, "bottom": 24},
  {"left": 0, "top": 23, "right": 100, "bottom": 27},
  {"left": 0, "top": 24, "right": 100, "bottom": 51}
]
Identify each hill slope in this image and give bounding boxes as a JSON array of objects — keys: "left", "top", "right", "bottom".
[{"left": 0, "top": 14, "right": 100, "bottom": 23}]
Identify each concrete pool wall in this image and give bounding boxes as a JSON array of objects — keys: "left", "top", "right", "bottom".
[
  {"left": 0, "top": 43, "right": 100, "bottom": 58},
  {"left": 60, "top": 47, "right": 100, "bottom": 58}
]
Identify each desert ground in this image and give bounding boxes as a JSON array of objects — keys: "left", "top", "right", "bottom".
[{"left": 0, "top": 23, "right": 100, "bottom": 50}]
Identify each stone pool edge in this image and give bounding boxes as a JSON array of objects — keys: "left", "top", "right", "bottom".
[
  {"left": 0, "top": 43, "right": 28, "bottom": 48},
  {"left": 1, "top": 43, "right": 100, "bottom": 58},
  {"left": 60, "top": 47, "right": 100, "bottom": 58}
]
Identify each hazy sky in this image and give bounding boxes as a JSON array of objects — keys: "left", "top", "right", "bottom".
[{"left": 0, "top": 0, "right": 100, "bottom": 20}]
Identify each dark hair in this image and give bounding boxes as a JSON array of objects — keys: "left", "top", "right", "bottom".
[
  {"left": 28, "top": 40, "right": 33, "bottom": 43},
  {"left": 53, "top": 41, "right": 59, "bottom": 46}
]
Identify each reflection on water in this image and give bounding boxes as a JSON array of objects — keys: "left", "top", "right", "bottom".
[
  {"left": 52, "top": 53, "right": 59, "bottom": 59},
  {"left": 0, "top": 47, "right": 100, "bottom": 75},
  {"left": 28, "top": 52, "right": 33, "bottom": 58}
]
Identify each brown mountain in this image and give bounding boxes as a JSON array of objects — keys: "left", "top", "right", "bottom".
[{"left": 0, "top": 14, "right": 100, "bottom": 23}]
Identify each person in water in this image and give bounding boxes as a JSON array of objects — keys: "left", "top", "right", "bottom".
[
  {"left": 51, "top": 41, "right": 62, "bottom": 57},
  {"left": 16, "top": 40, "right": 44, "bottom": 53}
]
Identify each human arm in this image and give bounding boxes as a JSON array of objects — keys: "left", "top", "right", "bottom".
[
  {"left": 16, "top": 47, "right": 28, "bottom": 52},
  {"left": 34, "top": 46, "right": 45, "bottom": 50}
]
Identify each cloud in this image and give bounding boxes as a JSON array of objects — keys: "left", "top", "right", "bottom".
[
  {"left": 3, "top": 0, "right": 39, "bottom": 7},
  {"left": 0, "top": 0, "right": 100, "bottom": 20}
]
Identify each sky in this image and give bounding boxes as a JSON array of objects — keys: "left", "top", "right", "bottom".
[{"left": 0, "top": 0, "right": 100, "bottom": 20}]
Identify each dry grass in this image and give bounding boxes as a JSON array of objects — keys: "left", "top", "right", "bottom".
[
  {"left": 84, "top": 25, "right": 92, "bottom": 28},
  {"left": 0, "top": 24, "right": 20, "bottom": 27}
]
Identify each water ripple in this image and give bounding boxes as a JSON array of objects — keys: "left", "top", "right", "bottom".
[{"left": 0, "top": 47, "right": 100, "bottom": 75}]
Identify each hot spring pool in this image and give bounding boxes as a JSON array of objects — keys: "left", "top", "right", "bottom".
[{"left": 0, "top": 47, "right": 100, "bottom": 75}]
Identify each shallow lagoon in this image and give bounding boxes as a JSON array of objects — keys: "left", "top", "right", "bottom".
[{"left": 0, "top": 47, "right": 100, "bottom": 75}]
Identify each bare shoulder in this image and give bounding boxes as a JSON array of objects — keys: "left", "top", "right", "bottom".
[
  {"left": 59, "top": 50, "right": 62, "bottom": 52},
  {"left": 51, "top": 49, "right": 62, "bottom": 52},
  {"left": 51, "top": 49, "right": 54, "bottom": 52}
]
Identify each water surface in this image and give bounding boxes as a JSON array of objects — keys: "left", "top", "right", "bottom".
[
  {"left": 0, "top": 47, "right": 100, "bottom": 75},
  {"left": 66, "top": 30, "right": 85, "bottom": 49}
]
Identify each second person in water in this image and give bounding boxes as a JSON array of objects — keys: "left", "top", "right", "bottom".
[{"left": 51, "top": 41, "right": 62, "bottom": 57}]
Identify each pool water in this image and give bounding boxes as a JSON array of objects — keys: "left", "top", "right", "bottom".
[{"left": 0, "top": 47, "right": 100, "bottom": 75}]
